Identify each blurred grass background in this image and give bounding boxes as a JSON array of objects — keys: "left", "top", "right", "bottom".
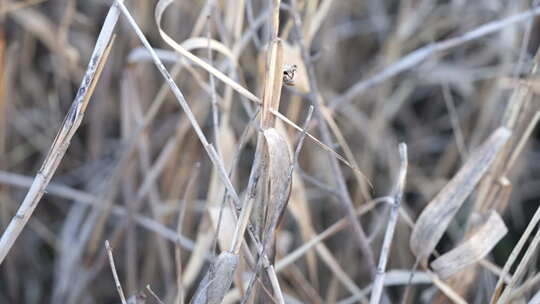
[{"left": 1, "top": 0, "right": 540, "bottom": 303}]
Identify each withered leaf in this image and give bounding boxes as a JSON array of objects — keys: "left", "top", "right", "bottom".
[{"left": 410, "top": 127, "right": 511, "bottom": 259}]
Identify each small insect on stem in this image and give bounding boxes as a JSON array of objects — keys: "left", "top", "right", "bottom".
[{"left": 283, "top": 63, "right": 297, "bottom": 86}]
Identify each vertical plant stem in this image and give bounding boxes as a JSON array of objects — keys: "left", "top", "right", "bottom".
[
  {"left": 370, "top": 144, "right": 408, "bottom": 304},
  {"left": 0, "top": 2, "right": 120, "bottom": 265},
  {"left": 106, "top": 240, "right": 128, "bottom": 304}
]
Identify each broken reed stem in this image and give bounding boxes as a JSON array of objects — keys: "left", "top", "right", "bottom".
[
  {"left": 105, "top": 240, "right": 128, "bottom": 304},
  {"left": 331, "top": 5, "right": 540, "bottom": 108},
  {"left": 370, "top": 143, "right": 408, "bottom": 304},
  {"left": 0, "top": 2, "right": 120, "bottom": 265},
  {"left": 206, "top": 12, "right": 220, "bottom": 151}
]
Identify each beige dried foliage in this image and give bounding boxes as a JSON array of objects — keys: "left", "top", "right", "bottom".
[
  {"left": 7, "top": 1, "right": 540, "bottom": 303},
  {"left": 127, "top": 37, "right": 236, "bottom": 64},
  {"left": 262, "top": 127, "right": 293, "bottom": 237},
  {"left": 410, "top": 127, "right": 511, "bottom": 259},
  {"left": 430, "top": 211, "right": 508, "bottom": 279},
  {"left": 155, "top": 0, "right": 259, "bottom": 103},
  {"left": 189, "top": 251, "right": 239, "bottom": 304},
  {"left": 276, "top": 120, "right": 319, "bottom": 287}
]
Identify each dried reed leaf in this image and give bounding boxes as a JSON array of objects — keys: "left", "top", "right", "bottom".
[
  {"left": 277, "top": 120, "right": 319, "bottom": 287},
  {"left": 181, "top": 37, "right": 235, "bottom": 60},
  {"left": 262, "top": 127, "right": 293, "bottom": 236},
  {"left": 243, "top": 36, "right": 286, "bottom": 253},
  {"left": 240, "top": 128, "right": 292, "bottom": 304},
  {"left": 127, "top": 37, "right": 236, "bottom": 64},
  {"left": 430, "top": 211, "right": 508, "bottom": 279},
  {"left": 155, "top": 0, "right": 259, "bottom": 103},
  {"left": 190, "top": 251, "right": 239, "bottom": 304},
  {"left": 410, "top": 127, "right": 511, "bottom": 259}
]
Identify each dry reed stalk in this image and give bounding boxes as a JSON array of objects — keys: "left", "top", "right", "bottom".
[
  {"left": 105, "top": 240, "right": 128, "bottom": 304},
  {"left": 370, "top": 143, "right": 408, "bottom": 304},
  {"left": 147, "top": 285, "right": 166, "bottom": 304},
  {"left": 119, "top": 71, "right": 139, "bottom": 294},
  {"left": 493, "top": 204, "right": 540, "bottom": 303},
  {"left": 0, "top": 1, "right": 120, "bottom": 265}
]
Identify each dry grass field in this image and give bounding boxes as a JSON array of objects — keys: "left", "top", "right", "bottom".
[{"left": 1, "top": 0, "right": 540, "bottom": 303}]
